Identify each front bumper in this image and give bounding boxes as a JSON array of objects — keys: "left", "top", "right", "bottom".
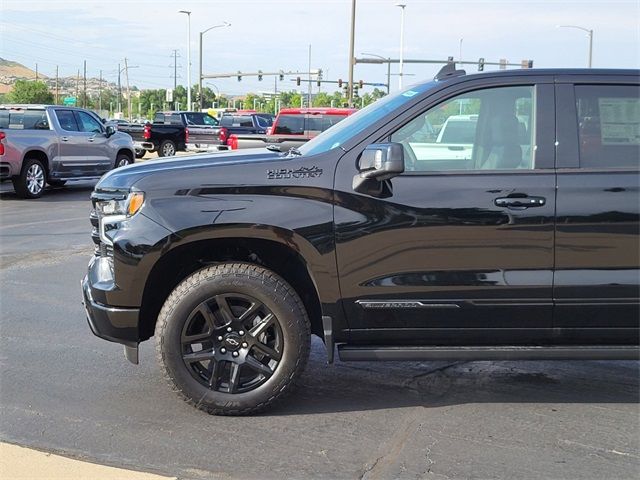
[{"left": 82, "top": 267, "right": 140, "bottom": 348}]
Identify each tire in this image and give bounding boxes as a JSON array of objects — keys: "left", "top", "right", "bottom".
[
  {"left": 115, "top": 153, "right": 132, "bottom": 168},
  {"left": 158, "top": 140, "right": 176, "bottom": 157},
  {"left": 13, "top": 158, "right": 46, "bottom": 198},
  {"left": 47, "top": 179, "right": 67, "bottom": 187},
  {"left": 135, "top": 149, "right": 146, "bottom": 159},
  {"left": 155, "top": 263, "right": 310, "bottom": 415}
]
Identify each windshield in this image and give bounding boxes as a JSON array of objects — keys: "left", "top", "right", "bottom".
[
  {"left": 184, "top": 112, "right": 219, "bottom": 126},
  {"left": 298, "top": 81, "right": 437, "bottom": 156}
]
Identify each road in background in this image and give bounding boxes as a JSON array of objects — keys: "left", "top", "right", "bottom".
[{"left": 0, "top": 180, "right": 638, "bottom": 480}]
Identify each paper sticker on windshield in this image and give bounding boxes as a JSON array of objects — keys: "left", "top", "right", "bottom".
[{"left": 402, "top": 90, "right": 419, "bottom": 98}]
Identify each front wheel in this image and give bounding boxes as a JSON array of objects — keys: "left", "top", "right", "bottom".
[
  {"left": 155, "top": 263, "right": 310, "bottom": 415},
  {"left": 13, "top": 158, "right": 46, "bottom": 198},
  {"left": 158, "top": 140, "right": 176, "bottom": 157},
  {"left": 115, "top": 154, "right": 132, "bottom": 168}
]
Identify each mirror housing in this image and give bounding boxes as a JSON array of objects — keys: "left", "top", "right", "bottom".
[
  {"left": 357, "top": 143, "right": 404, "bottom": 181},
  {"left": 353, "top": 143, "right": 404, "bottom": 197},
  {"left": 105, "top": 125, "right": 117, "bottom": 137}
]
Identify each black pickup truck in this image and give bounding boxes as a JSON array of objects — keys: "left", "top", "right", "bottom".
[
  {"left": 82, "top": 67, "right": 639, "bottom": 415},
  {"left": 119, "top": 111, "right": 225, "bottom": 157}
]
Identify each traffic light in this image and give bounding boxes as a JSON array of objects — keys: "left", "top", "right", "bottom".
[
  {"left": 237, "top": 71, "right": 242, "bottom": 81},
  {"left": 353, "top": 85, "right": 359, "bottom": 98},
  {"left": 279, "top": 71, "right": 284, "bottom": 81},
  {"left": 358, "top": 80, "right": 364, "bottom": 88},
  {"left": 317, "top": 79, "right": 321, "bottom": 87},
  {"left": 296, "top": 77, "right": 301, "bottom": 86},
  {"left": 258, "top": 70, "right": 263, "bottom": 81},
  {"left": 447, "top": 56, "right": 454, "bottom": 64},
  {"left": 478, "top": 57, "right": 485, "bottom": 71},
  {"left": 338, "top": 78, "right": 343, "bottom": 88},
  {"left": 527, "top": 60, "right": 534, "bottom": 69}
]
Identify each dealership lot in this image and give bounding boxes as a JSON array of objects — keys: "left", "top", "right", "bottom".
[{"left": 0, "top": 180, "right": 638, "bottom": 480}]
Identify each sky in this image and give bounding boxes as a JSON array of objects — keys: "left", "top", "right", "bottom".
[{"left": 1, "top": 0, "right": 639, "bottom": 98}]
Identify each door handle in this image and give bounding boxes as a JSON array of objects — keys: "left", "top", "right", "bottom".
[
  {"left": 88, "top": 136, "right": 95, "bottom": 142},
  {"left": 61, "top": 136, "right": 69, "bottom": 142},
  {"left": 494, "top": 195, "right": 546, "bottom": 209}
]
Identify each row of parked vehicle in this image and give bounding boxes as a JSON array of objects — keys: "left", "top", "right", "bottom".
[{"left": 116, "top": 107, "right": 358, "bottom": 157}]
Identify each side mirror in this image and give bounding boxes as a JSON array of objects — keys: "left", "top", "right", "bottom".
[
  {"left": 353, "top": 143, "right": 404, "bottom": 197},
  {"left": 357, "top": 143, "right": 404, "bottom": 180},
  {"left": 105, "top": 125, "right": 116, "bottom": 137}
]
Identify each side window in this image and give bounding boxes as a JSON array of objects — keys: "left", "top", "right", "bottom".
[
  {"left": 220, "top": 116, "right": 233, "bottom": 127},
  {"left": 75, "top": 111, "right": 103, "bottom": 133},
  {"left": 0, "top": 109, "right": 48, "bottom": 129},
  {"left": 391, "top": 86, "right": 535, "bottom": 172},
  {"left": 168, "top": 114, "right": 183, "bottom": 125},
  {"left": 55, "top": 110, "right": 79, "bottom": 132},
  {"left": 154, "top": 113, "right": 165, "bottom": 123},
  {"left": 575, "top": 84, "right": 640, "bottom": 168}
]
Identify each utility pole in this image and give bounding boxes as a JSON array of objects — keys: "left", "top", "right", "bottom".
[
  {"left": 124, "top": 57, "right": 132, "bottom": 121},
  {"left": 308, "top": 44, "right": 312, "bottom": 108},
  {"left": 172, "top": 49, "right": 179, "bottom": 91},
  {"left": 35, "top": 63, "right": 38, "bottom": 81},
  {"left": 76, "top": 69, "right": 80, "bottom": 103},
  {"left": 98, "top": 70, "right": 103, "bottom": 111},
  {"left": 347, "top": 0, "right": 356, "bottom": 107},
  {"left": 55, "top": 65, "right": 59, "bottom": 105},
  {"left": 117, "top": 62, "right": 122, "bottom": 114},
  {"left": 83, "top": 60, "right": 87, "bottom": 108}
]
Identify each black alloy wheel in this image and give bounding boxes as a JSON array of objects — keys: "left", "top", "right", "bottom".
[
  {"left": 181, "top": 293, "right": 284, "bottom": 394},
  {"left": 156, "top": 263, "right": 310, "bottom": 415}
]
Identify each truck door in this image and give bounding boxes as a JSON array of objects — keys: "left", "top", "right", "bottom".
[
  {"left": 554, "top": 77, "right": 640, "bottom": 343},
  {"left": 73, "top": 110, "right": 112, "bottom": 174},
  {"left": 333, "top": 80, "right": 557, "bottom": 345}
]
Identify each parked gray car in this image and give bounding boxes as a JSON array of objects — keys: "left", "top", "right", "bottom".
[{"left": 0, "top": 105, "right": 135, "bottom": 198}]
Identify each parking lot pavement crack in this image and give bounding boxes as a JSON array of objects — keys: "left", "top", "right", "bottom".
[
  {"left": 359, "top": 408, "right": 424, "bottom": 480},
  {"left": 558, "top": 439, "right": 640, "bottom": 460}
]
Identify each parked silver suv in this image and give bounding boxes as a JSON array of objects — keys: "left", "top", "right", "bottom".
[{"left": 0, "top": 105, "right": 135, "bottom": 198}]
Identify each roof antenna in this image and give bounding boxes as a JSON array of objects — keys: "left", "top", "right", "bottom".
[{"left": 435, "top": 62, "right": 466, "bottom": 81}]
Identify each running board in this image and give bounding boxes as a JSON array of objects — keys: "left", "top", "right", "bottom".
[{"left": 337, "top": 345, "right": 640, "bottom": 361}]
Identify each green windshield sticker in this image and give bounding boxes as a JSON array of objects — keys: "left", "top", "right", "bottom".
[{"left": 402, "top": 90, "right": 418, "bottom": 97}]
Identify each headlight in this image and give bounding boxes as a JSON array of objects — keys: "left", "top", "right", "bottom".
[
  {"left": 95, "top": 191, "right": 145, "bottom": 217},
  {"left": 95, "top": 191, "right": 145, "bottom": 246}
]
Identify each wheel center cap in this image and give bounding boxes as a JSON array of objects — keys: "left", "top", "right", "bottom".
[{"left": 223, "top": 333, "right": 242, "bottom": 351}]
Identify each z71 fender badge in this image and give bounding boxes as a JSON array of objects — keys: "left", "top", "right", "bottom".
[{"left": 267, "top": 166, "right": 323, "bottom": 180}]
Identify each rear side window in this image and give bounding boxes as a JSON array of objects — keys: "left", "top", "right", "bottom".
[
  {"left": 0, "top": 109, "right": 49, "bottom": 130},
  {"left": 575, "top": 84, "right": 640, "bottom": 168},
  {"left": 184, "top": 113, "right": 218, "bottom": 126},
  {"left": 168, "top": 114, "right": 183, "bottom": 125},
  {"left": 255, "top": 115, "right": 274, "bottom": 128},
  {"left": 273, "top": 114, "right": 305, "bottom": 134},
  {"left": 55, "top": 110, "right": 79, "bottom": 132}
]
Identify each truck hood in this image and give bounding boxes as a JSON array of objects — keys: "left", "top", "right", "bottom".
[{"left": 96, "top": 149, "right": 282, "bottom": 190}]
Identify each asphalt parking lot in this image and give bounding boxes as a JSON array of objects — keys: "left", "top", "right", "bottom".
[{"left": 0, "top": 174, "right": 639, "bottom": 480}]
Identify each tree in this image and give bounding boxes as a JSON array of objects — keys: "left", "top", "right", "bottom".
[{"left": 7, "top": 80, "right": 53, "bottom": 104}]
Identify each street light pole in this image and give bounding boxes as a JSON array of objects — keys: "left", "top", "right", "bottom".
[
  {"left": 362, "top": 52, "right": 391, "bottom": 94},
  {"left": 179, "top": 10, "right": 192, "bottom": 110},
  {"left": 199, "top": 22, "right": 231, "bottom": 110},
  {"left": 558, "top": 25, "right": 593, "bottom": 67},
  {"left": 347, "top": 0, "right": 357, "bottom": 107},
  {"left": 396, "top": 3, "right": 406, "bottom": 90}
]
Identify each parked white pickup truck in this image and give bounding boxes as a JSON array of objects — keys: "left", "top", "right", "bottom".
[{"left": 0, "top": 104, "right": 135, "bottom": 198}]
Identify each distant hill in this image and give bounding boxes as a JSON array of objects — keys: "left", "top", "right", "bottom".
[
  {"left": 0, "top": 58, "right": 48, "bottom": 95},
  {"left": 0, "top": 58, "right": 45, "bottom": 80}
]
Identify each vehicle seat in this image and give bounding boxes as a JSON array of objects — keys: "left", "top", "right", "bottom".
[{"left": 481, "top": 114, "right": 523, "bottom": 169}]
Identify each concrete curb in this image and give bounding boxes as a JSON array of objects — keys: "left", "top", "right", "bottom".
[{"left": 0, "top": 442, "right": 176, "bottom": 480}]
